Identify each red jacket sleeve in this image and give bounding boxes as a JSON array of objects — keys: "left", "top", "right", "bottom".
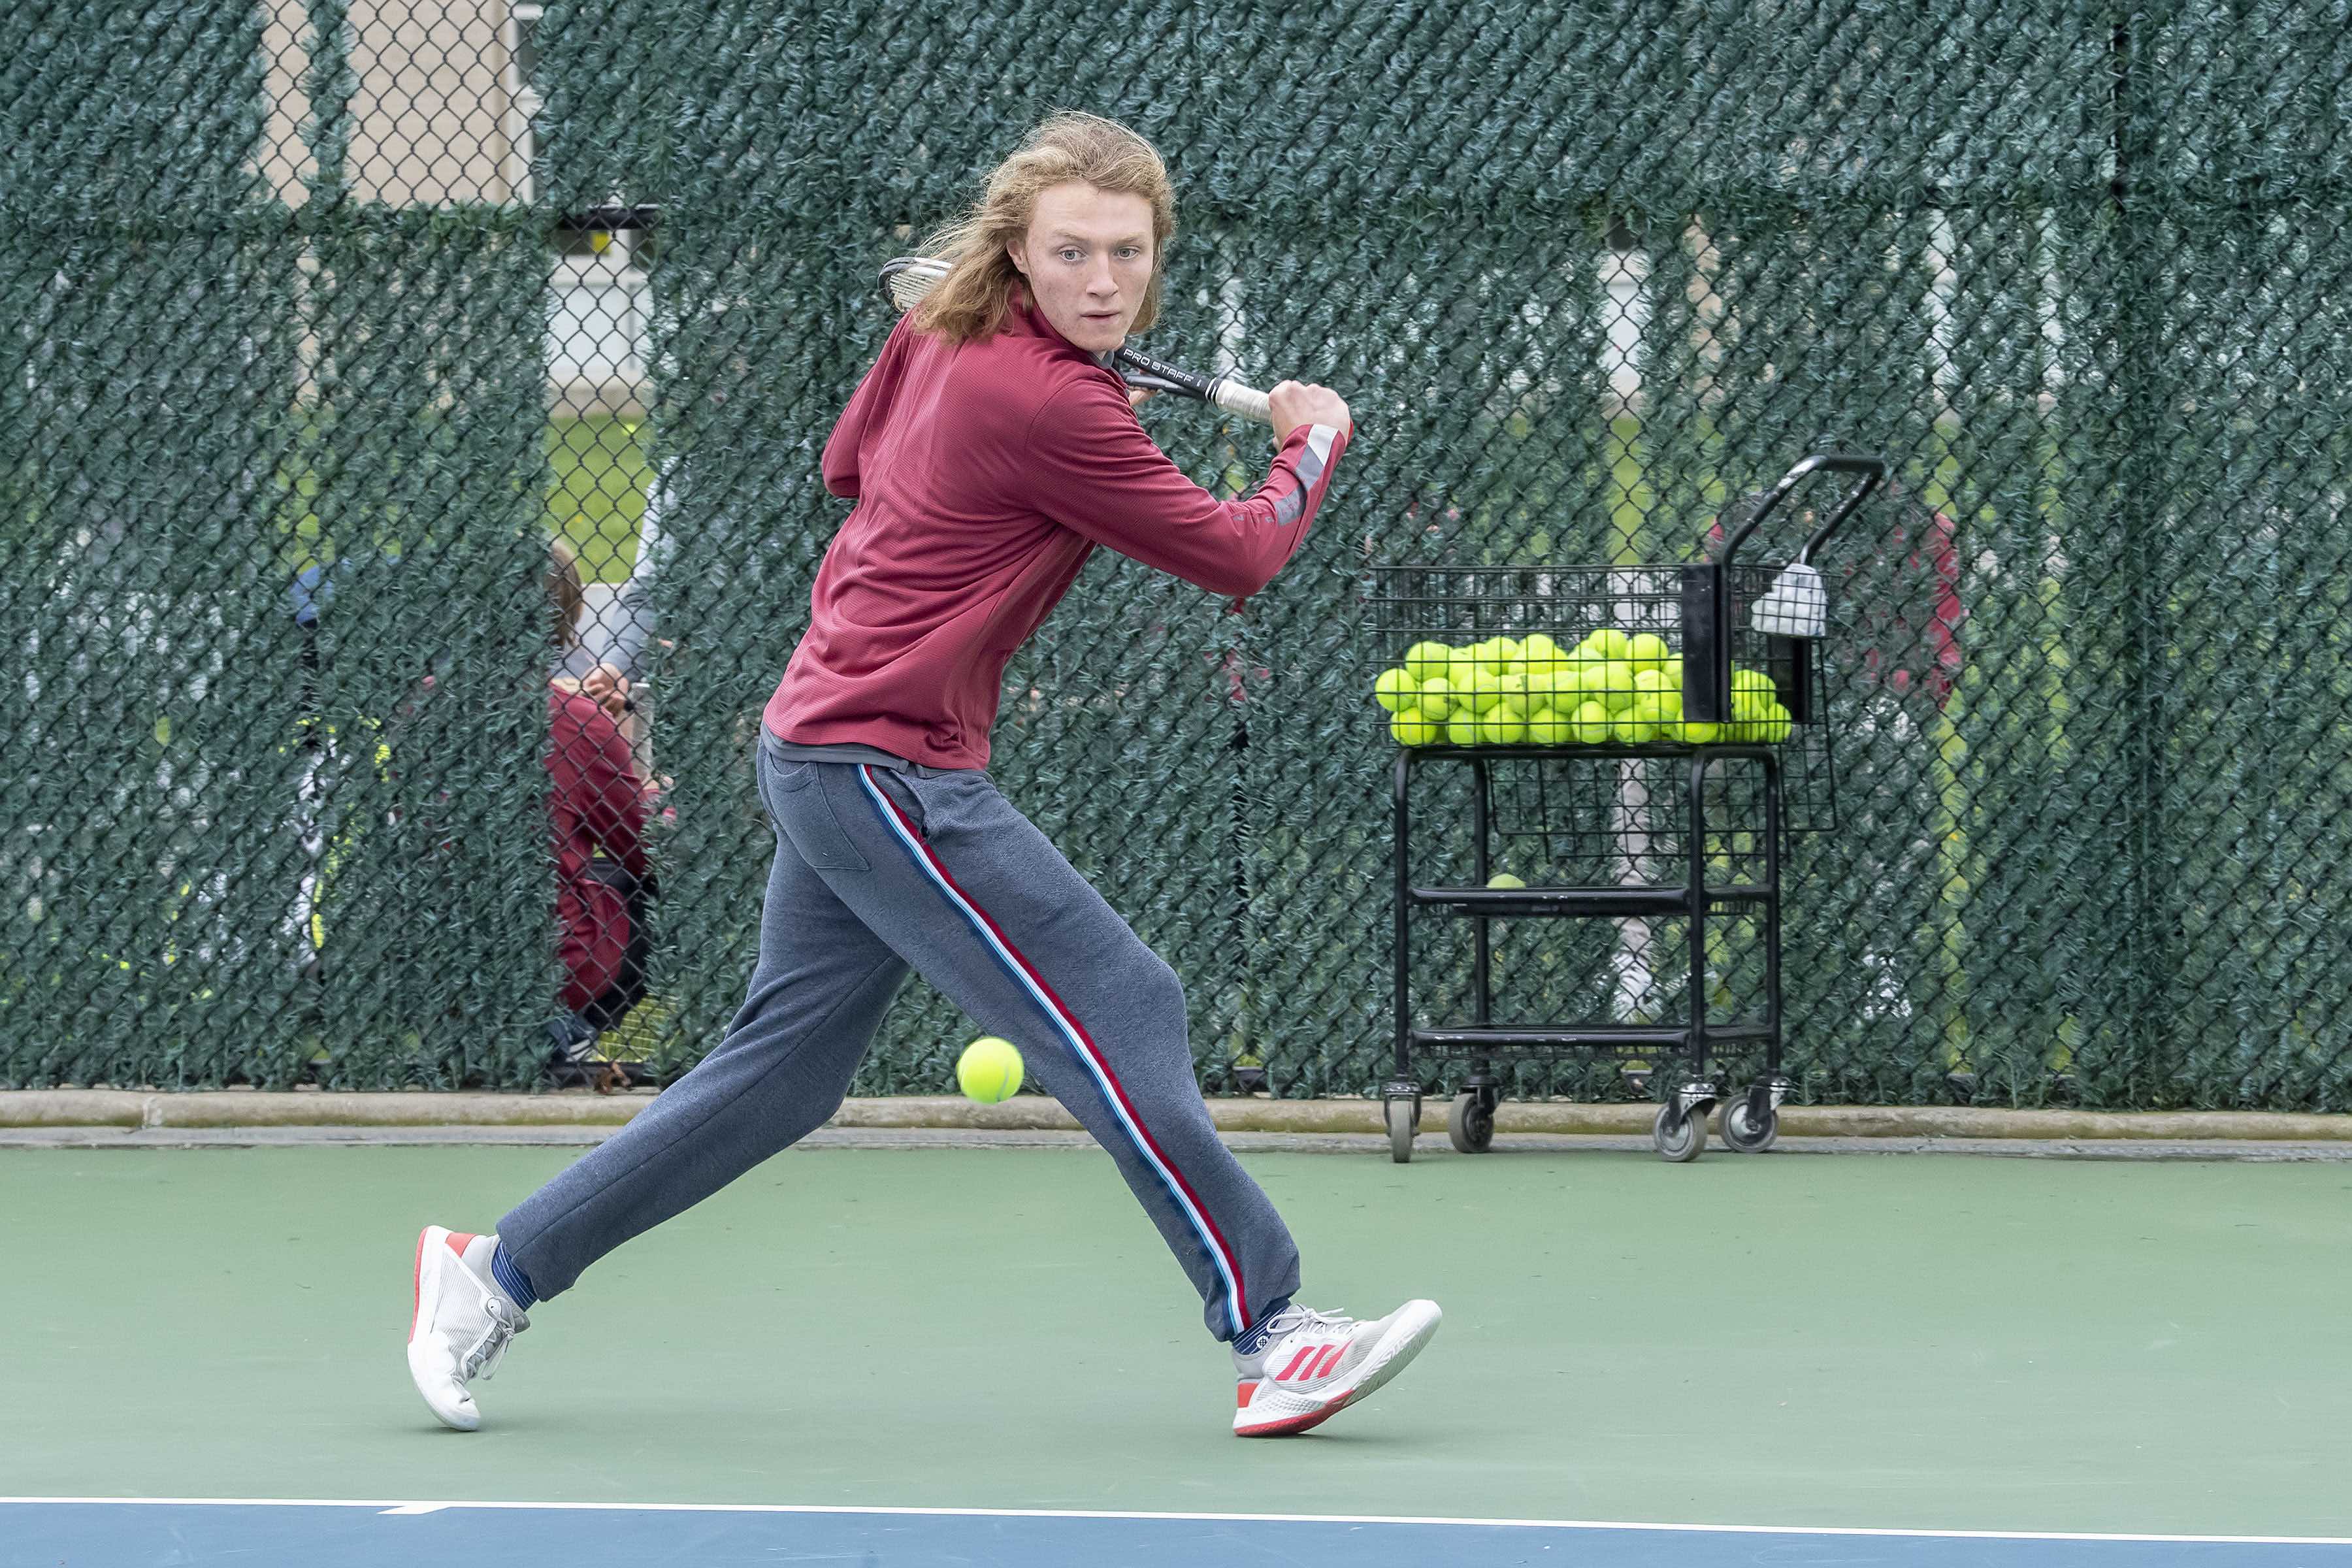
[
  {"left": 550, "top": 696, "right": 650, "bottom": 879},
  {"left": 822, "top": 321, "right": 916, "bottom": 500},
  {"left": 1021, "top": 375, "right": 1349, "bottom": 598}
]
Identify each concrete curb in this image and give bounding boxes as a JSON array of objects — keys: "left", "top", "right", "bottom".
[
  {"left": 2, "top": 1090, "right": 2347, "bottom": 1143},
  {"left": 8, "top": 1125, "right": 2352, "bottom": 1160}
]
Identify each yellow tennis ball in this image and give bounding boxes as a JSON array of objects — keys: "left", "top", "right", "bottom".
[
  {"left": 1374, "top": 667, "right": 1418, "bottom": 713},
  {"left": 1625, "top": 632, "right": 1672, "bottom": 670},
  {"left": 1588, "top": 628, "right": 1633, "bottom": 661},
  {"left": 1390, "top": 710, "right": 1443, "bottom": 746},
  {"left": 1526, "top": 707, "right": 1573, "bottom": 745},
  {"left": 1486, "top": 872, "right": 1527, "bottom": 889},
  {"left": 1596, "top": 661, "right": 1641, "bottom": 711},
  {"left": 1414, "top": 677, "right": 1456, "bottom": 721},
  {"left": 1567, "top": 699, "right": 1614, "bottom": 742},
  {"left": 1445, "top": 710, "right": 1484, "bottom": 746},
  {"left": 956, "top": 1037, "right": 1024, "bottom": 1103},
  {"left": 1403, "top": 642, "right": 1453, "bottom": 683},
  {"left": 1478, "top": 706, "right": 1528, "bottom": 745}
]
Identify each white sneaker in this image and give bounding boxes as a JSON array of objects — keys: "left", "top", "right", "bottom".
[
  {"left": 1231, "top": 1299, "right": 1441, "bottom": 1437},
  {"left": 406, "top": 1226, "right": 529, "bottom": 1431}
]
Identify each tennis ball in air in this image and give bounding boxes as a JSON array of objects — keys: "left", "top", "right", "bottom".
[
  {"left": 957, "top": 1037, "right": 1024, "bottom": 1103},
  {"left": 1526, "top": 707, "right": 1573, "bottom": 745},
  {"left": 1625, "top": 632, "right": 1671, "bottom": 670},
  {"left": 1415, "top": 678, "right": 1456, "bottom": 721},
  {"left": 1478, "top": 706, "right": 1529, "bottom": 745},
  {"left": 1446, "top": 711, "right": 1484, "bottom": 746},
  {"left": 1390, "top": 711, "right": 1444, "bottom": 746},
  {"left": 1567, "top": 700, "right": 1614, "bottom": 742},
  {"left": 1403, "top": 642, "right": 1454, "bottom": 683}
]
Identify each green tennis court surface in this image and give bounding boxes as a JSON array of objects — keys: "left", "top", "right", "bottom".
[{"left": 8, "top": 1144, "right": 2349, "bottom": 1563}]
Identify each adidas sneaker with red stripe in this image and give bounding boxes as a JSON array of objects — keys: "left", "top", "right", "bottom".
[
  {"left": 1232, "top": 1299, "right": 1441, "bottom": 1437},
  {"left": 407, "top": 1225, "right": 529, "bottom": 1431}
]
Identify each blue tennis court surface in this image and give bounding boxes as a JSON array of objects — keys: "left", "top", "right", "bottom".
[{"left": 9, "top": 1500, "right": 2352, "bottom": 1567}]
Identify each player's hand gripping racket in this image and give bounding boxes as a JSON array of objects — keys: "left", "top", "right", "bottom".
[{"left": 879, "top": 255, "right": 1275, "bottom": 426}]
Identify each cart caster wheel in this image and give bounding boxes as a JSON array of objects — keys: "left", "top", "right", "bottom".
[
  {"left": 1720, "top": 1093, "right": 1778, "bottom": 1153},
  {"left": 1653, "top": 1103, "right": 1707, "bottom": 1163},
  {"left": 1448, "top": 1091, "right": 1495, "bottom": 1154},
  {"left": 1385, "top": 1098, "right": 1419, "bottom": 1164}
]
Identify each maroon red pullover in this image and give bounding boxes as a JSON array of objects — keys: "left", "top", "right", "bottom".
[
  {"left": 763, "top": 293, "right": 1348, "bottom": 769},
  {"left": 546, "top": 685, "right": 649, "bottom": 1013}
]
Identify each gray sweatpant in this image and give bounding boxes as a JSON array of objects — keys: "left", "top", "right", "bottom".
[{"left": 499, "top": 731, "right": 1301, "bottom": 1341}]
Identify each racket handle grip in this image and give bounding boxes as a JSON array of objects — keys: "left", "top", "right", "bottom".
[{"left": 1215, "top": 380, "right": 1274, "bottom": 425}]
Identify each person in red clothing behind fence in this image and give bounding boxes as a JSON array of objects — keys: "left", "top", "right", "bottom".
[{"left": 544, "top": 538, "right": 657, "bottom": 1088}]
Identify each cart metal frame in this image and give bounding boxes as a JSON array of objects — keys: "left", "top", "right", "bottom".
[{"left": 1375, "top": 454, "right": 1888, "bottom": 1162}]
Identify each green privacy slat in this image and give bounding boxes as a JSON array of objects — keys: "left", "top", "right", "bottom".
[{"left": 6, "top": 1, "right": 2349, "bottom": 1112}]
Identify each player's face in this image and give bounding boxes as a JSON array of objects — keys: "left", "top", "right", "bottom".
[{"left": 1007, "top": 183, "right": 1156, "bottom": 355}]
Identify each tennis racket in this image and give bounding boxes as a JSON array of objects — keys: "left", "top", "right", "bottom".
[{"left": 878, "top": 255, "right": 1274, "bottom": 426}]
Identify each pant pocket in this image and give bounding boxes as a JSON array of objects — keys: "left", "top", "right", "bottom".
[
  {"left": 863, "top": 766, "right": 930, "bottom": 840},
  {"left": 769, "top": 762, "right": 871, "bottom": 873}
]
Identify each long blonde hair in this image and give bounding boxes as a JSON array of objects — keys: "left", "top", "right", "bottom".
[
  {"left": 913, "top": 112, "right": 1176, "bottom": 346},
  {"left": 546, "top": 536, "right": 585, "bottom": 650}
]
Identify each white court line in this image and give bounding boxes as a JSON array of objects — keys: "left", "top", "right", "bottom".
[{"left": 3, "top": 1497, "right": 2350, "bottom": 1547}]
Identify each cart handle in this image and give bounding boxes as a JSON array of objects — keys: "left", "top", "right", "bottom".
[{"left": 1714, "top": 453, "right": 1889, "bottom": 570}]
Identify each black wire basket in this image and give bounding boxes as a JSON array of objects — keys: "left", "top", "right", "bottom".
[
  {"left": 1360, "top": 561, "right": 1838, "bottom": 832},
  {"left": 1358, "top": 456, "right": 1893, "bottom": 834}
]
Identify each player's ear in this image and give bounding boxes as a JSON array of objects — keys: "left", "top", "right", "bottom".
[{"left": 1005, "top": 238, "right": 1028, "bottom": 279}]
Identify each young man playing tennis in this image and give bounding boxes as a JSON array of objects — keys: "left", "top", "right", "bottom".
[{"left": 410, "top": 111, "right": 1439, "bottom": 1438}]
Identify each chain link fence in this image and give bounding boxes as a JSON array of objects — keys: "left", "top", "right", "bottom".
[{"left": 5, "top": 2, "right": 2347, "bottom": 1109}]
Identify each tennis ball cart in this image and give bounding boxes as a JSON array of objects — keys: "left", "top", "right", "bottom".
[{"left": 1366, "top": 454, "right": 1888, "bottom": 1162}]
